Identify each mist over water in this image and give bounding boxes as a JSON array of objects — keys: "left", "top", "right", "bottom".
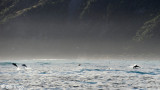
[
  {"left": 0, "top": 0, "right": 160, "bottom": 60},
  {"left": 0, "top": 18, "right": 160, "bottom": 60}
]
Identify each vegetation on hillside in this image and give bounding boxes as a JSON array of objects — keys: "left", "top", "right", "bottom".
[
  {"left": 0, "top": 0, "right": 160, "bottom": 42},
  {"left": 134, "top": 14, "right": 160, "bottom": 41}
]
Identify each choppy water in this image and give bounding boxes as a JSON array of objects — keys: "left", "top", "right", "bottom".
[{"left": 0, "top": 60, "right": 160, "bottom": 90}]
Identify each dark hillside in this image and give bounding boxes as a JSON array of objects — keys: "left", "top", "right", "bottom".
[{"left": 0, "top": 0, "right": 160, "bottom": 59}]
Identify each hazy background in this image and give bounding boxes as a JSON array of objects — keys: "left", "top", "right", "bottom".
[{"left": 0, "top": 0, "right": 160, "bottom": 60}]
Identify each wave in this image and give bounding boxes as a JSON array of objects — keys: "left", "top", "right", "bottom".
[
  {"left": 0, "top": 62, "right": 12, "bottom": 66},
  {"left": 126, "top": 71, "right": 157, "bottom": 75},
  {"left": 36, "top": 62, "right": 51, "bottom": 65}
]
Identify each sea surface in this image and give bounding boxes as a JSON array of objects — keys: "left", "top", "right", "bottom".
[{"left": 0, "top": 59, "right": 160, "bottom": 90}]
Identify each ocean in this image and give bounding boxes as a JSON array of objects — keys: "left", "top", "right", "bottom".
[{"left": 0, "top": 59, "right": 160, "bottom": 90}]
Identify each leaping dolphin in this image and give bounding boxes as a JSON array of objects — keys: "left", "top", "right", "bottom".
[
  {"left": 22, "top": 64, "right": 27, "bottom": 67},
  {"left": 133, "top": 64, "right": 140, "bottom": 69},
  {"left": 12, "top": 63, "right": 18, "bottom": 67}
]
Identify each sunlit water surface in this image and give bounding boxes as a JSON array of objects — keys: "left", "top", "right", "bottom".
[{"left": 0, "top": 60, "right": 160, "bottom": 90}]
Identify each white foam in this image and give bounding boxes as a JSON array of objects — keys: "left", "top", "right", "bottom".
[
  {"left": 0, "top": 60, "right": 160, "bottom": 89},
  {"left": 16, "top": 67, "right": 21, "bottom": 71}
]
